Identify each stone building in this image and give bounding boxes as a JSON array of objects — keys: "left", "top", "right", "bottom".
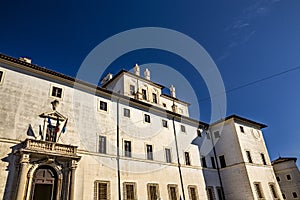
[
  {"left": 272, "top": 157, "right": 300, "bottom": 199},
  {"left": 0, "top": 53, "right": 282, "bottom": 200}
]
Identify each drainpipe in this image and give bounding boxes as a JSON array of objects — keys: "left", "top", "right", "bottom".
[
  {"left": 172, "top": 116, "right": 186, "bottom": 200},
  {"left": 209, "top": 130, "right": 226, "bottom": 200},
  {"left": 116, "top": 98, "right": 121, "bottom": 200}
]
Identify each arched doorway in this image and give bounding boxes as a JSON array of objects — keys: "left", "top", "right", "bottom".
[{"left": 31, "top": 165, "right": 58, "bottom": 200}]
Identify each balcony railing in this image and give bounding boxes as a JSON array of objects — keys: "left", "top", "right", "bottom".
[{"left": 22, "top": 139, "right": 77, "bottom": 155}]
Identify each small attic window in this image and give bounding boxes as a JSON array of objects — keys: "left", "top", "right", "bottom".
[
  {"left": 51, "top": 86, "right": 63, "bottom": 98},
  {"left": 0, "top": 71, "right": 4, "bottom": 84}
]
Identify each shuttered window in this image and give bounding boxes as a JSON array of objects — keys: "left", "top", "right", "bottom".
[
  {"left": 123, "top": 182, "right": 136, "bottom": 200},
  {"left": 94, "top": 181, "right": 110, "bottom": 200}
]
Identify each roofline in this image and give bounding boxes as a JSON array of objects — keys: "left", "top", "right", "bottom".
[
  {"left": 0, "top": 53, "right": 208, "bottom": 128},
  {"left": 160, "top": 94, "right": 190, "bottom": 106},
  {"left": 210, "top": 114, "right": 267, "bottom": 129},
  {"left": 271, "top": 157, "right": 297, "bottom": 165},
  {"left": 101, "top": 69, "right": 165, "bottom": 89}
]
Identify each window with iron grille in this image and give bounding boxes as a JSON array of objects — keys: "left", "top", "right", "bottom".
[
  {"left": 269, "top": 183, "right": 278, "bottom": 199},
  {"left": 51, "top": 86, "right": 62, "bottom": 98},
  {"left": 188, "top": 186, "right": 198, "bottom": 200},
  {"left": 254, "top": 182, "right": 264, "bottom": 199},
  {"left": 167, "top": 185, "right": 178, "bottom": 200},
  {"left": 123, "top": 182, "right": 136, "bottom": 200},
  {"left": 146, "top": 144, "right": 153, "bottom": 160},
  {"left": 147, "top": 183, "right": 159, "bottom": 200},
  {"left": 99, "top": 136, "right": 106, "bottom": 154},
  {"left": 124, "top": 140, "right": 131, "bottom": 157},
  {"left": 206, "top": 186, "right": 215, "bottom": 200},
  {"left": 94, "top": 181, "right": 110, "bottom": 200}
]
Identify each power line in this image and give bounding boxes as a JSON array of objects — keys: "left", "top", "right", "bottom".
[{"left": 199, "top": 65, "right": 300, "bottom": 102}]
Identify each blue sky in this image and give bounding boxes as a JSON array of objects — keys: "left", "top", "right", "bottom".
[{"left": 1, "top": 0, "right": 300, "bottom": 165}]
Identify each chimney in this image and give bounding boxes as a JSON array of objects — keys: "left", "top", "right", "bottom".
[
  {"left": 134, "top": 64, "right": 140, "bottom": 76},
  {"left": 101, "top": 73, "right": 113, "bottom": 85},
  {"left": 144, "top": 68, "right": 150, "bottom": 80},
  {"left": 170, "top": 85, "right": 176, "bottom": 98},
  {"left": 19, "top": 57, "right": 32, "bottom": 64}
]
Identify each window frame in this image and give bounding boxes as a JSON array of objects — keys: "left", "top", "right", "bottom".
[
  {"left": 146, "top": 144, "right": 153, "bottom": 160},
  {"left": 206, "top": 186, "right": 215, "bottom": 200},
  {"left": 214, "top": 131, "right": 220, "bottom": 138},
  {"left": 50, "top": 85, "right": 63, "bottom": 99},
  {"left": 201, "top": 156, "right": 207, "bottom": 168},
  {"left": 184, "top": 152, "right": 191, "bottom": 166},
  {"left": 165, "top": 148, "right": 172, "bottom": 163},
  {"left": 123, "top": 108, "right": 130, "bottom": 118},
  {"left": 94, "top": 180, "right": 110, "bottom": 200},
  {"left": 0, "top": 70, "right": 5, "bottom": 85},
  {"left": 147, "top": 183, "right": 160, "bottom": 200},
  {"left": 152, "top": 93, "right": 158, "bottom": 103},
  {"left": 269, "top": 183, "right": 279, "bottom": 199},
  {"left": 124, "top": 140, "right": 132, "bottom": 157},
  {"left": 254, "top": 182, "right": 264, "bottom": 199},
  {"left": 99, "top": 100, "right": 108, "bottom": 112},
  {"left": 99, "top": 135, "right": 107, "bottom": 154},
  {"left": 188, "top": 185, "right": 198, "bottom": 200},
  {"left": 162, "top": 119, "right": 168, "bottom": 128},
  {"left": 240, "top": 126, "right": 245, "bottom": 133},
  {"left": 246, "top": 150, "right": 253, "bottom": 163},
  {"left": 123, "top": 182, "right": 137, "bottom": 200},
  {"left": 167, "top": 184, "right": 178, "bottom": 200},
  {"left": 211, "top": 157, "right": 216, "bottom": 169},
  {"left": 261, "top": 153, "right": 267, "bottom": 165},
  {"left": 144, "top": 114, "right": 151, "bottom": 123},
  {"left": 142, "top": 89, "right": 147, "bottom": 100},
  {"left": 219, "top": 155, "right": 226, "bottom": 168},
  {"left": 129, "top": 85, "right": 135, "bottom": 95},
  {"left": 181, "top": 125, "right": 186, "bottom": 133}
]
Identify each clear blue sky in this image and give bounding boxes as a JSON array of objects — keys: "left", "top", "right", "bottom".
[{"left": 1, "top": 0, "right": 300, "bottom": 165}]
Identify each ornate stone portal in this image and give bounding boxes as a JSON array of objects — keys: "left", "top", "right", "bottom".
[{"left": 12, "top": 101, "right": 80, "bottom": 200}]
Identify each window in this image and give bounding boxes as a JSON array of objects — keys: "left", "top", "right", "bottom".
[
  {"left": 188, "top": 186, "right": 198, "bottom": 200},
  {"left": 214, "top": 131, "right": 220, "bottom": 138},
  {"left": 147, "top": 183, "right": 159, "bottom": 200},
  {"left": 124, "top": 140, "right": 131, "bottom": 157},
  {"left": 276, "top": 176, "right": 280, "bottom": 182},
  {"left": 246, "top": 151, "right": 253, "bottom": 163},
  {"left": 146, "top": 144, "right": 153, "bottom": 160},
  {"left": 240, "top": 126, "right": 244, "bottom": 133},
  {"left": 162, "top": 103, "right": 166, "bottom": 107},
  {"left": 144, "top": 114, "right": 151, "bottom": 123},
  {"left": 293, "top": 192, "right": 298, "bottom": 198},
  {"left": 287, "top": 174, "right": 291, "bottom": 180},
  {"left": 206, "top": 186, "right": 215, "bottom": 200},
  {"left": 185, "top": 152, "right": 191, "bottom": 165},
  {"left": 165, "top": 148, "right": 172, "bottom": 163},
  {"left": 142, "top": 89, "right": 147, "bottom": 100},
  {"left": 167, "top": 185, "right": 178, "bottom": 200},
  {"left": 206, "top": 132, "right": 211, "bottom": 140},
  {"left": 197, "top": 129, "right": 202, "bottom": 137},
  {"left": 162, "top": 120, "right": 168, "bottom": 128},
  {"left": 201, "top": 156, "right": 207, "bottom": 168},
  {"left": 216, "top": 187, "right": 224, "bottom": 200},
  {"left": 0, "top": 71, "right": 3, "bottom": 84},
  {"left": 129, "top": 85, "right": 135, "bottom": 95},
  {"left": 219, "top": 155, "right": 226, "bottom": 168},
  {"left": 254, "top": 182, "right": 264, "bottom": 199},
  {"left": 261, "top": 153, "right": 267, "bottom": 165},
  {"left": 99, "top": 136, "right": 106, "bottom": 154},
  {"left": 100, "top": 101, "right": 108, "bottom": 111},
  {"left": 282, "top": 193, "right": 286, "bottom": 199},
  {"left": 124, "top": 108, "right": 130, "bottom": 117},
  {"left": 94, "top": 181, "right": 110, "bottom": 200},
  {"left": 51, "top": 86, "right": 62, "bottom": 98},
  {"left": 181, "top": 125, "right": 186, "bottom": 133},
  {"left": 211, "top": 157, "right": 216, "bottom": 169},
  {"left": 123, "top": 182, "right": 136, "bottom": 200},
  {"left": 269, "top": 183, "right": 278, "bottom": 199},
  {"left": 152, "top": 93, "right": 157, "bottom": 103}
]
